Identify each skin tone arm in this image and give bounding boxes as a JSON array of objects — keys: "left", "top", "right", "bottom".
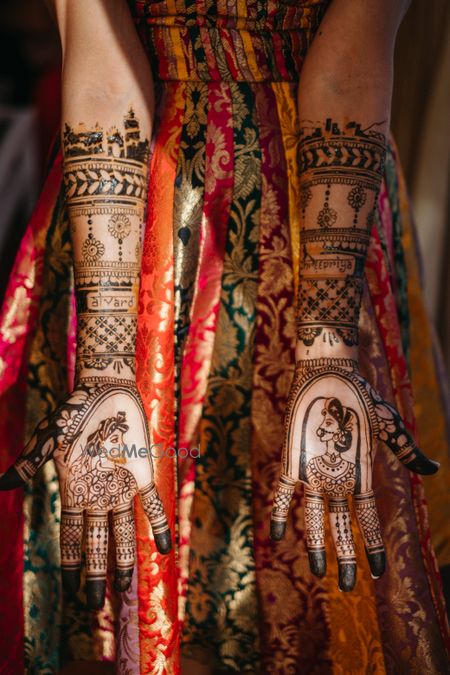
[
  {"left": 271, "top": 0, "right": 439, "bottom": 593},
  {"left": 0, "top": 0, "right": 171, "bottom": 610}
]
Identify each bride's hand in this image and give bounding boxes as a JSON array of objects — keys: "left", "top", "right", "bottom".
[
  {"left": 270, "top": 359, "right": 439, "bottom": 591},
  {"left": 0, "top": 381, "right": 171, "bottom": 609}
]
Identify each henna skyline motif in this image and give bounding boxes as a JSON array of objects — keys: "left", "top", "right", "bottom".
[
  {"left": 63, "top": 108, "right": 149, "bottom": 163},
  {"left": 296, "top": 118, "right": 387, "bottom": 348},
  {"left": 63, "top": 112, "right": 148, "bottom": 381}
]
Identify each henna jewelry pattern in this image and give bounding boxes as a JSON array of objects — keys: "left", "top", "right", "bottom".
[
  {"left": 296, "top": 118, "right": 386, "bottom": 348},
  {"left": 63, "top": 109, "right": 148, "bottom": 380}
]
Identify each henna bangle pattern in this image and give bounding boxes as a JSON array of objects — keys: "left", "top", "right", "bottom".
[
  {"left": 297, "top": 118, "right": 387, "bottom": 348},
  {"left": 63, "top": 109, "right": 149, "bottom": 381}
]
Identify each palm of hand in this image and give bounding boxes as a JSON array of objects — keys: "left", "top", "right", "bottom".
[
  {"left": 271, "top": 361, "right": 438, "bottom": 591},
  {"left": 0, "top": 382, "right": 171, "bottom": 609}
]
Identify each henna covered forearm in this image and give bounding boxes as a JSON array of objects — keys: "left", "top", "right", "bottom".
[
  {"left": 63, "top": 111, "right": 149, "bottom": 382},
  {"left": 296, "top": 118, "right": 387, "bottom": 355},
  {"left": 0, "top": 4, "right": 172, "bottom": 612},
  {"left": 270, "top": 4, "right": 440, "bottom": 592},
  {"left": 292, "top": 0, "right": 404, "bottom": 360}
]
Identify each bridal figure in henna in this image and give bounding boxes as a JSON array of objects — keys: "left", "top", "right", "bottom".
[{"left": 306, "top": 397, "right": 358, "bottom": 496}]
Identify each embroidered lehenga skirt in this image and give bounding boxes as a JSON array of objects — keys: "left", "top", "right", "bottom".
[{"left": 0, "top": 0, "right": 449, "bottom": 673}]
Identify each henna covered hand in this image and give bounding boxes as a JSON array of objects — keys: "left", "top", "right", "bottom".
[
  {"left": 0, "top": 381, "right": 171, "bottom": 609},
  {"left": 271, "top": 117, "right": 439, "bottom": 590},
  {"left": 0, "top": 109, "right": 173, "bottom": 610},
  {"left": 270, "top": 359, "right": 438, "bottom": 591}
]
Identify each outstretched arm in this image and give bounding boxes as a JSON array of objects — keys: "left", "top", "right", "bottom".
[
  {"left": 0, "top": 0, "right": 171, "bottom": 610},
  {"left": 271, "top": 0, "right": 438, "bottom": 593}
]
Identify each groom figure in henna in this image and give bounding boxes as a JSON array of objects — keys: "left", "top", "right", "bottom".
[{"left": 66, "top": 411, "right": 137, "bottom": 510}]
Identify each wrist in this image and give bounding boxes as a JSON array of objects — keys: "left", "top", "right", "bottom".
[
  {"left": 295, "top": 335, "right": 359, "bottom": 364},
  {"left": 74, "top": 356, "right": 137, "bottom": 387}
]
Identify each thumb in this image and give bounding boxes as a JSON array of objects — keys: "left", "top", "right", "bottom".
[
  {"left": 0, "top": 466, "right": 26, "bottom": 490},
  {"left": 0, "top": 417, "right": 57, "bottom": 490},
  {"left": 375, "top": 398, "right": 439, "bottom": 476}
]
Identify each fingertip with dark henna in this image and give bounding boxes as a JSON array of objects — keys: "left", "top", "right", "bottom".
[
  {"left": 367, "top": 549, "right": 386, "bottom": 579},
  {"left": 407, "top": 453, "right": 439, "bottom": 476},
  {"left": 0, "top": 467, "right": 25, "bottom": 491},
  {"left": 338, "top": 563, "right": 356, "bottom": 592},
  {"left": 114, "top": 569, "right": 133, "bottom": 593},
  {"left": 154, "top": 529, "right": 172, "bottom": 554},
  {"left": 270, "top": 519, "right": 286, "bottom": 541},
  {"left": 61, "top": 569, "right": 80, "bottom": 594},
  {"left": 86, "top": 580, "right": 106, "bottom": 611},
  {"left": 308, "top": 550, "right": 326, "bottom": 578}
]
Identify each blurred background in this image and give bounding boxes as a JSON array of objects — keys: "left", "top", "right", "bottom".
[{"left": 391, "top": 0, "right": 450, "bottom": 380}]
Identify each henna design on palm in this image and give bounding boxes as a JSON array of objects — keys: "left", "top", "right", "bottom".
[
  {"left": 0, "top": 382, "right": 171, "bottom": 609},
  {"left": 270, "top": 360, "right": 439, "bottom": 591}
]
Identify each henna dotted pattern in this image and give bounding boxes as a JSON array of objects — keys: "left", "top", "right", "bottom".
[{"left": 304, "top": 491, "right": 325, "bottom": 552}]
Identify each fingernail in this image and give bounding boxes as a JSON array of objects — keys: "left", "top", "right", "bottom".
[
  {"left": 86, "top": 580, "right": 106, "bottom": 610},
  {"left": 154, "top": 529, "right": 172, "bottom": 554},
  {"left": 308, "top": 551, "right": 326, "bottom": 578},
  {"left": 114, "top": 569, "right": 133, "bottom": 593},
  {"left": 61, "top": 569, "right": 80, "bottom": 594},
  {"left": 367, "top": 550, "right": 386, "bottom": 579},
  {"left": 270, "top": 520, "right": 286, "bottom": 541},
  {"left": 338, "top": 563, "right": 356, "bottom": 592}
]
